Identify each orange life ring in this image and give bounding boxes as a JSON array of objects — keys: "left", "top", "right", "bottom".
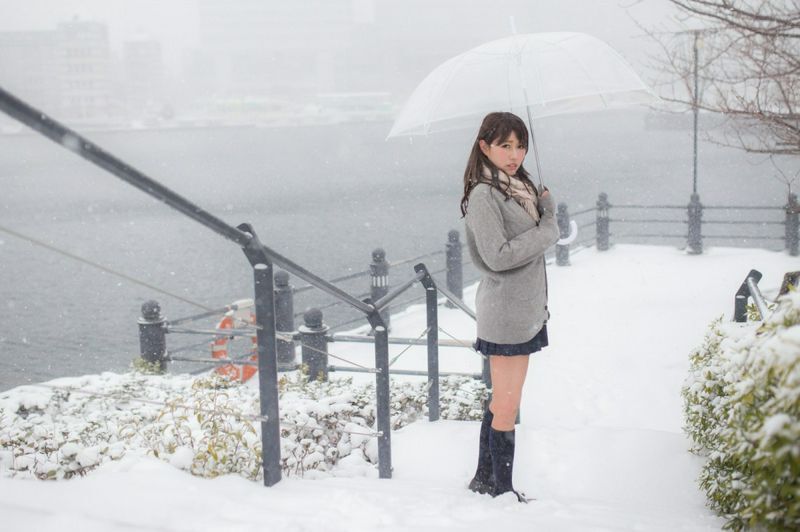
[{"left": 211, "top": 311, "right": 258, "bottom": 382}]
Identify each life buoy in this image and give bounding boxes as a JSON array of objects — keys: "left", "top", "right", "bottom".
[{"left": 211, "top": 307, "right": 258, "bottom": 382}]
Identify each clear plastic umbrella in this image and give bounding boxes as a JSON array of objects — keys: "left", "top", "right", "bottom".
[{"left": 387, "top": 32, "right": 659, "bottom": 185}]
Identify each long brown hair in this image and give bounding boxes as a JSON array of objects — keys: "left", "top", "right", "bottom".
[{"left": 460, "top": 112, "right": 536, "bottom": 217}]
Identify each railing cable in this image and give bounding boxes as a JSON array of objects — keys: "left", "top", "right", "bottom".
[
  {"left": 388, "top": 326, "right": 430, "bottom": 367},
  {"left": 437, "top": 325, "right": 483, "bottom": 357},
  {"left": 0, "top": 223, "right": 212, "bottom": 311},
  {"left": 0, "top": 223, "right": 260, "bottom": 331}
]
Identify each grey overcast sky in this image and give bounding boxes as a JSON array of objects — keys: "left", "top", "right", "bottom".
[{"left": 0, "top": 0, "right": 682, "bottom": 72}]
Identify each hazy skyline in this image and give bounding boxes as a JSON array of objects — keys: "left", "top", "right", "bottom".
[{"left": 0, "top": 0, "right": 681, "bottom": 83}]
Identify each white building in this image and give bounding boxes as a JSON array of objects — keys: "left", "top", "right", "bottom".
[{"left": 0, "top": 20, "right": 116, "bottom": 126}]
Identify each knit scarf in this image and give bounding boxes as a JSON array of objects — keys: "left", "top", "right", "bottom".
[{"left": 479, "top": 166, "right": 540, "bottom": 223}]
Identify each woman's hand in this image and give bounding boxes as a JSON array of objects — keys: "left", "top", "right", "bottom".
[{"left": 537, "top": 186, "right": 554, "bottom": 217}]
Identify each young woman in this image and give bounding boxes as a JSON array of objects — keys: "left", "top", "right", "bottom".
[{"left": 461, "top": 112, "right": 559, "bottom": 502}]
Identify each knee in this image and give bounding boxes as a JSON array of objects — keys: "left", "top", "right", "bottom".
[{"left": 489, "top": 397, "right": 518, "bottom": 428}]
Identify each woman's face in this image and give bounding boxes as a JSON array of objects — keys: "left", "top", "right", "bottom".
[{"left": 479, "top": 132, "right": 527, "bottom": 176}]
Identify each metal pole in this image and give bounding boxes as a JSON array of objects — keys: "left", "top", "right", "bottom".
[
  {"left": 786, "top": 192, "right": 799, "bottom": 256},
  {"left": 138, "top": 300, "right": 166, "bottom": 373},
  {"left": 299, "top": 308, "right": 329, "bottom": 382},
  {"left": 556, "top": 202, "right": 571, "bottom": 266},
  {"left": 370, "top": 248, "right": 390, "bottom": 331},
  {"left": 688, "top": 193, "right": 703, "bottom": 255},
  {"left": 0, "top": 85, "right": 374, "bottom": 315},
  {"left": 238, "top": 223, "right": 281, "bottom": 487},
  {"left": 436, "top": 284, "right": 476, "bottom": 321},
  {"left": 445, "top": 230, "right": 463, "bottom": 306},
  {"left": 373, "top": 270, "right": 425, "bottom": 311},
  {"left": 274, "top": 270, "right": 296, "bottom": 370},
  {"left": 366, "top": 305, "right": 392, "bottom": 479},
  {"left": 692, "top": 31, "right": 700, "bottom": 196},
  {"left": 415, "top": 264, "right": 439, "bottom": 422},
  {"left": 746, "top": 277, "right": 769, "bottom": 321},
  {"left": 523, "top": 97, "right": 545, "bottom": 187},
  {"left": 734, "top": 269, "right": 762, "bottom": 322},
  {"left": 597, "top": 193, "right": 610, "bottom": 251},
  {"left": 481, "top": 356, "right": 491, "bottom": 389},
  {"left": 734, "top": 295, "right": 748, "bottom": 323},
  {"left": 329, "top": 365, "right": 480, "bottom": 379}
]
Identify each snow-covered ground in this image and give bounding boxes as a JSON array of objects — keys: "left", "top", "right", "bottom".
[{"left": 1, "top": 244, "right": 797, "bottom": 531}]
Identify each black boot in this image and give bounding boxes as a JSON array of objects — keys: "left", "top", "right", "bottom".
[
  {"left": 468, "top": 408, "right": 494, "bottom": 494},
  {"left": 489, "top": 427, "right": 528, "bottom": 503}
]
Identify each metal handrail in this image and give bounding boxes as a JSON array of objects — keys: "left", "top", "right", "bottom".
[
  {"left": 330, "top": 333, "right": 470, "bottom": 348},
  {"left": 373, "top": 270, "right": 426, "bottom": 311},
  {"left": 0, "top": 85, "right": 374, "bottom": 317},
  {"left": 169, "top": 300, "right": 255, "bottom": 326},
  {"left": 436, "top": 284, "right": 477, "bottom": 321},
  {"left": 329, "top": 365, "right": 481, "bottom": 379},
  {"left": 570, "top": 206, "right": 597, "bottom": 217},
  {"left": 746, "top": 277, "right": 770, "bottom": 320},
  {"left": 293, "top": 249, "right": 445, "bottom": 294},
  {"left": 0, "top": 84, "right": 421, "bottom": 484}
]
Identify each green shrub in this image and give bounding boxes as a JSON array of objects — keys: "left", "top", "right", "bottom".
[{"left": 683, "top": 291, "right": 800, "bottom": 531}]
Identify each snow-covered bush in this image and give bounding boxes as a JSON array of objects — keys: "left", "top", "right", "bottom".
[
  {"left": 0, "top": 370, "right": 487, "bottom": 482},
  {"left": 683, "top": 291, "right": 800, "bottom": 531}
]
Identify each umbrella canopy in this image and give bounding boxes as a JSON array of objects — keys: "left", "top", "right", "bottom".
[{"left": 387, "top": 32, "right": 658, "bottom": 138}]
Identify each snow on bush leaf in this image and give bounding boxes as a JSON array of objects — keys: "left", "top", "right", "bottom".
[
  {"left": 683, "top": 291, "right": 800, "bottom": 531},
  {"left": 0, "top": 370, "right": 486, "bottom": 482}
]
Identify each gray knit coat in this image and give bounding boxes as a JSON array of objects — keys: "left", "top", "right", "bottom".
[{"left": 464, "top": 183, "right": 559, "bottom": 344}]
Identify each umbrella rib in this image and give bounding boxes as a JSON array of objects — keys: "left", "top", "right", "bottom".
[{"left": 423, "top": 52, "right": 474, "bottom": 135}]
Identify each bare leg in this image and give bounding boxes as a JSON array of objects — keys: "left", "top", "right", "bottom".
[{"left": 488, "top": 354, "right": 530, "bottom": 431}]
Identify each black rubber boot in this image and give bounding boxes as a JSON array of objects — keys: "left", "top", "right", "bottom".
[
  {"left": 489, "top": 427, "right": 528, "bottom": 503},
  {"left": 468, "top": 408, "right": 494, "bottom": 494}
]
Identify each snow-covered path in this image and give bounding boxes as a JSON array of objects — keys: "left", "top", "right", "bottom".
[{"left": 2, "top": 245, "right": 796, "bottom": 531}]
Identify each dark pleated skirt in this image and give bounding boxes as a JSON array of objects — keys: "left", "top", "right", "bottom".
[{"left": 473, "top": 324, "right": 549, "bottom": 356}]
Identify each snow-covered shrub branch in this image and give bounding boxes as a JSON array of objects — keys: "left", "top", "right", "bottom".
[
  {"left": 0, "top": 371, "right": 487, "bottom": 482},
  {"left": 683, "top": 290, "right": 800, "bottom": 531}
]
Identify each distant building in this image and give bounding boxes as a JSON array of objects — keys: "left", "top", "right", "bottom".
[
  {"left": 0, "top": 30, "right": 60, "bottom": 117},
  {"left": 53, "top": 20, "right": 115, "bottom": 125},
  {"left": 0, "top": 19, "right": 116, "bottom": 126},
  {"left": 194, "top": 0, "right": 358, "bottom": 99},
  {"left": 190, "top": 0, "right": 515, "bottom": 107},
  {"left": 123, "top": 36, "right": 166, "bottom": 122}
]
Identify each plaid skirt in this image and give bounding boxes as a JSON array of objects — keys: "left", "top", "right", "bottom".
[{"left": 473, "top": 324, "right": 549, "bottom": 356}]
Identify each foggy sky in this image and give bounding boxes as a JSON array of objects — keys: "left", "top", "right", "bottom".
[{"left": 0, "top": 0, "right": 682, "bottom": 92}]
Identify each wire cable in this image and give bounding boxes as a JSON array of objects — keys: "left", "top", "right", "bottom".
[
  {"left": 388, "top": 326, "right": 430, "bottom": 367},
  {"left": 0, "top": 223, "right": 213, "bottom": 311}
]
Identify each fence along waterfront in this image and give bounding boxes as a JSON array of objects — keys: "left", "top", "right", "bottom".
[
  {"left": 0, "top": 85, "right": 411, "bottom": 485},
  {"left": 2, "top": 82, "right": 797, "bottom": 485}
]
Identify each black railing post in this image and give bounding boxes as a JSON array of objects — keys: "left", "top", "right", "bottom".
[
  {"left": 786, "top": 192, "right": 799, "bottom": 257},
  {"left": 446, "top": 230, "right": 463, "bottom": 306},
  {"left": 365, "top": 303, "right": 392, "bottom": 479},
  {"left": 734, "top": 269, "right": 762, "bottom": 322},
  {"left": 274, "top": 270, "right": 296, "bottom": 370},
  {"left": 596, "top": 192, "right": 610, "bottom": 251},
  {"left": 138, "top": 300, "right": 166, "bottom": 372},
  {"left": 370, "top": 248, "right": 390, "bottom": 331},
  {"left": 415, "top": 263, "right": 440, "bottom": 422},
  {"left": 556, "top": 202, "right": 571, "bottom": 266},
  {"left": 688, "top": 193, "right": 703, "bottom": 255},
  {"left": 299, "top": 308, "right": 329, "bottom": 382},
  {"left": 237, "top": 223, "right": 281, "bottom": 487}
]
